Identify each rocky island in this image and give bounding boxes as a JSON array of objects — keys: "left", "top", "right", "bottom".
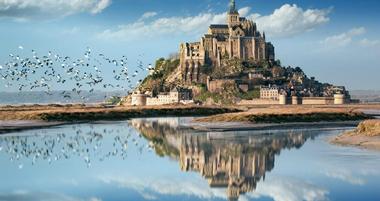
[{"left": 127, "top": 0, "right": 352, "bottom": 107}]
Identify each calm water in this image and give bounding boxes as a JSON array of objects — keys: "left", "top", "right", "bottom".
[{"left": 0, "top": 117, "right": 379, "bottom": 201}]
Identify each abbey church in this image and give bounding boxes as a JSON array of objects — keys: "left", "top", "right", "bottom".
[{"left": 179, "top": 0, "right": 275, "bottom": 84}]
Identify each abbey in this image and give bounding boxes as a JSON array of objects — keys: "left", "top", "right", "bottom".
[{"left": 179, "top": 0, "right": 275, "bottom": 84}]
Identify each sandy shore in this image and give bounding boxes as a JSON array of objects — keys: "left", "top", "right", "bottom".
[
  {"left": 331, "top": 120, "right": 380, "bottom": 151},
  {"left": 331, "top": 134, "right": 380, "bottom": 151}
]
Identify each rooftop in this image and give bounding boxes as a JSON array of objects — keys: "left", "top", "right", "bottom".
[{"left": 209, "top": 24, "right": 228, "bottom": 29}]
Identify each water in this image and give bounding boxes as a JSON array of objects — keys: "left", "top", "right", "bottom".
[{"left": 0, "top": 117, "right": 379, "bottom": 201}]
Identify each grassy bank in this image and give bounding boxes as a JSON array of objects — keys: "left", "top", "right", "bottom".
[
  {"left": 195, "top": 108, "right": 373, "bottom": 124},
  {"left": 354, "top": 120, "right": 380, "bottom": 136},
  {"left": 339, "top": 120, "right": 380, "bottom": 137},
  {"left": 0, "top": 105, "right": 241, "bottom": 121}
]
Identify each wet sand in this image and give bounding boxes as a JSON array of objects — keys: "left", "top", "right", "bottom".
[
  {"left": 0, "top": 120, "right": 67, "bottom": 134},
  {"left": 331, "top": 134, "right": 380, "bottom": 151}
]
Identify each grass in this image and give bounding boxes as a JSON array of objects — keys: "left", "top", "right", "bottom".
[
  {"left": 195, "top": 107, "right": 373, "bottom": 124},
  {"left": 1, "top": 105, "right": 241, "bottom": 122},
  {"left": 246, "top": 112, "right": 370, "bottom": 123},
  {"left": 353, "top": 120, "right": 380, "bottom": 136}
]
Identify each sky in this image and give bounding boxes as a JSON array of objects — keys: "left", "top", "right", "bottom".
[{"left": 0, "top": 0, "right": 379, "bottom": 91}]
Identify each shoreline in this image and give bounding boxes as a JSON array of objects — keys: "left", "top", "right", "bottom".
[
  {"left": 0, "top": 104, "right": 379, "bottom": 135},
  {"left": 331, "top": 120, "right": 380, "bottom": 151},
  {"left": 189, "top": 121, "right": 359, "bottom": 132},
  {"left": 194, "top": 107, "right": 374, "bottom": 124},
  {"left": 331, "top": 134, "right": 380, "bottom": 151},
  {"left": 0, "top": 105, "right": 241, "bottom": 121},
  {"left": 0, "top": 121, "right": 69, "bottom": 134}
]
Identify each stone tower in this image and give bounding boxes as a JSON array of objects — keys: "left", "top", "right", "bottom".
[
  {"left": 228, "top": 0, "right": 239, "bottom": 26},
  {"left": 178, "top": 0, "right": 276, "bottom": 84}
]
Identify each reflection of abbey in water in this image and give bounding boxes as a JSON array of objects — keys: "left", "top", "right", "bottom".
[{"left": 130, "top": 118, "right": 316, "bottom": 201}]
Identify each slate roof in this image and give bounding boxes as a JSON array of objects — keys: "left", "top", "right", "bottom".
[{"left": 209, "top": 24, "right": 228, "bottom": 29}]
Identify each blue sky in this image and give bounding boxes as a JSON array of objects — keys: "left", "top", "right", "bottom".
[{"left": 0, "top": 0, "right": 379, "bottom": 91}]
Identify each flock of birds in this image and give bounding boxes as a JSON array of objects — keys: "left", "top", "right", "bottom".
[
  {"left": 0, "top": 46, "right": 153, "bottom": 101},
  {"left": 0, "top": 124, "right": 155, "bottom": 169}
]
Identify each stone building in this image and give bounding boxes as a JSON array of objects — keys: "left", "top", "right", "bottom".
[
  {"left": 179, "top": 0, "right": 275, "bottom": 84},
  {"left": 131, "top": 91, "right": 148, "bottom": 106},
  {"left": 147, "top": 87, "right": 192, "bottom": 106},
  {"left": 131, "top": 88, "right": 192, "bottom": 106},
  {"left": 260, "top": 86, "right": 280, "bottom": 100}
]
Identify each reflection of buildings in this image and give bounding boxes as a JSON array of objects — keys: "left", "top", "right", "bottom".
[
  {"left": 179, "top": 134, "right": 308, "bottom": 201},
  {"left": 130, "top": 118, "right": 315, "bottom": 201}
]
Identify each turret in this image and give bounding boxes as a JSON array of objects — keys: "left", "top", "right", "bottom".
[
  {"left": 227, "top": 0, "right": 240, "bottom": 26},
  {"left": 229, "top": 0, "right": 237, "bottom": 14}
]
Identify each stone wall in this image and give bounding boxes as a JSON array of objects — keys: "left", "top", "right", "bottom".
[
  {"left": 207, "top": 79, "right": 236, "bottom": 93},
  {"left": 301, "top": 97, "right": 334, "bottom": 105},
  {"left": 237, "top": 99, "right": 278, "bottom": 105},
  {"left": 131, "top": 94, "right": 147, "bottom": 106}
]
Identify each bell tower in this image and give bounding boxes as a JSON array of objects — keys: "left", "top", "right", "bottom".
[{"left": 227, "top": 0, "right": 240, "bottom": 27}]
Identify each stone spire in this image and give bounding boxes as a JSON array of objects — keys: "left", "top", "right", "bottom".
[{"left": 229, "top": 0, "right": 237, "bottom": 14}]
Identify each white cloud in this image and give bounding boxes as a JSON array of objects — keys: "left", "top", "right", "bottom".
[
  {"left": 359, "top": 38, "right": 380, "bottom": 47},
  {"left": 321, "top": 27, "right": 366, "bottom": 48},
  {"left": 0, "top": 0, "right": 111, "bottom": 20},
  {"left": 0, "top": 191, "right": 101, "bottom": 201},
  {"left": 325, "top": 169, "right": 366, "bottom": 185},
  {"left": 99, "top": 176, "right": 226, "bottom": 199},
  {"left": 248, "top": 4, "right": 331, "bottom": 37},
  {"left": 141, "top": 11, "right": 158, "bottom": 20},
  {"left": 97, "top": 11, "right": 225, "bottom": 41},
  {"left": 238, "top": 7, "right": 251, "bottom": 17},
  {"left": 97, "top": 4, "right": 331, "bottom": 41},
  {"left": 91, "top": 0, "right": 111, "bottom": 14},
  {"left": 99, "top": 175, "right": 329, "bottom": 201},
  {"left": 250, "top": 177, "right": 329, "bottom": 201}
]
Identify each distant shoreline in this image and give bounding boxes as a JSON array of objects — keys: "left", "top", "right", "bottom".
[{"left": 0, "top": 104, "right": 379, "bottom": 135}]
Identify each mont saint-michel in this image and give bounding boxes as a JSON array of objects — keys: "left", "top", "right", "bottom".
[
  {"left": 0, "top": 1, "right": 380, "bottom": 201},
  {"left": 132, "top": 0, "right": 350, "bottom": 106},
  {"left": 179, "top": 0, "right": 275, "bottom": 84}
]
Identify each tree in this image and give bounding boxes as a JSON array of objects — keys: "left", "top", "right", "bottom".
[
  {"left": 275, "top": 59, "right": 282, "bottom": 66},
  {"left": 294, "top": 66, "right": 303, "bottom": 73},
  {"left": 271, "top": 66, "right": 285, "bottom": 78}
]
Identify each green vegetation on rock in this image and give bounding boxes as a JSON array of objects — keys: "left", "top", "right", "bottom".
[{"left": 139, "top": 58, "right": 180, "bottom": 95}]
